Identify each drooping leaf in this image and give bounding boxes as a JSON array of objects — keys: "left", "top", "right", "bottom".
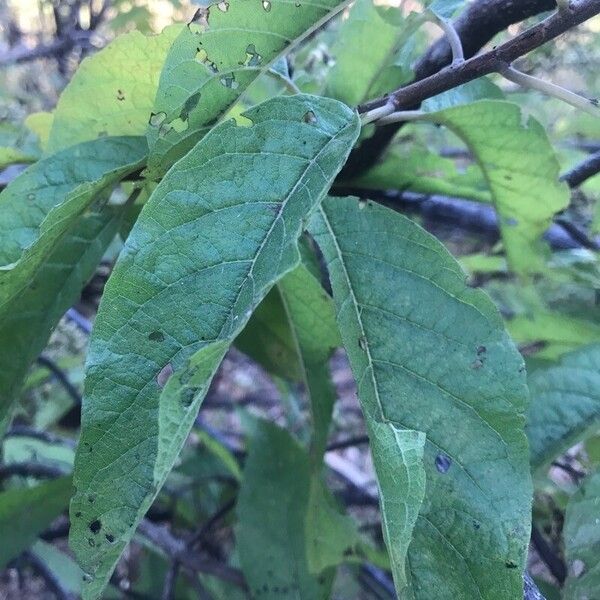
[
  {"left": 234, "top": 286, "right": 303, "bottom": 381},
  {"left": 0, "top": 477, "right": 73, "bottom": 569},
  {"left": 277, "top": 264, "right": 340, "bottom": 461},
  {"left": 69, "top": 95, "right": 359, "bottom": 599},
  {"left": 527, "top": 344, "right": 600, "bottom": 470},
  {"left": 305, "top": 473, "right": 363, "bottom": 573},
  {"left": 563, "top": 470, "right": 600, "bottom": 599},
  {"left": 0, "top": 137, "right": 147, "bottom": 419},
  {"left": 424, "top": 100, "right": 570, "bottom": 273},
  {"left": 46, "top": 27, "right": 181, "bottom": 154},
  {"left": 145, "top": 0, "right": 351, "bottom": 178},
  {"left": 309, "top": 197, "right": 532, "bottom": 598},
  {"left": 237, "top": 419, "right": 333, "bottom": 599}
]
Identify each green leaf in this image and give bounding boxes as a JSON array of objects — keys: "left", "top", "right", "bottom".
[
  {"left": 46, "top": 27, "right": 181, "bottom": 154},
  {"left": 235, "top": 286, "right": 303, "bottom": 381},
  {"left": 305, "top": 473, "right": 362, "bottom": 573},
  {"left": 0, "top": 121, "right": 40, "bottom": 167},
  {"left": 278, "top": 263, "right": 340, "bottom": 461},
  {"left": 0, "top": 477, "right": 73, "bottom": 569},
  {"left": 527, "top": 344, "right": 600, "bottom": 470},
  {"left": 326, "top": 0, "right": 409, "bottom": 107},
  {"left": 563, "top": 470, "right": 600, "bottom": 599},
  {"left": 309, "top": 197, "right": 532, "bottom": 598},
  {"left": 0, "top": 137, "right": 147, "bottom": 418},
  {"left": 424, "top": 100, "right": 570, "bottom": 273},
  {"left": 31, "top": 540, "right": 84, "bottom": 597},
  {"left": 237, "top": 419, "right": 333, "bottom": 599},
  {"left": 347, "top": 142, "right": 492, "bottom": 203},
  {"left": 508, "top": 312, "right": 600, "bottom": 360},
  {"left": 145, "top": 0, "right": 351, "bottom": 179},
  {"left": 69, "top": 94, "right": 359, "bottom": 599}
]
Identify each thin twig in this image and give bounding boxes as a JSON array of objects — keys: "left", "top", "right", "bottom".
[
  {"left": 531, "top": 525, "right": 567, "bottom": 585},
  {"left": 326, "top": 434, "right": 370, "bottom": 452},
  {"left": 0, "top": 461, "right": 67, "bottom": 481},
  {"left": 427, "top": 11, "right": 465, "bottom": 65},
  {"left": 561, "top": 149, "right": 600, "bottom": 188},
  {"left": 5, "top": 425, "right": 76, "bottom": 448},
  {"left": 501, "top": 65, "right": 600, "bottom": 116},
  {"left": 37, "top": 355, "right": 82, "bottom": 406},
  {"left": 360, "top": 1, "right": 600, "bottom": 116},
  {"left": 137, "top": 520, "right": 247, "bottom": 590}
]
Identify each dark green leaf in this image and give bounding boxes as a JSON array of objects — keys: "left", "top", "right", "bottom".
[
  {"left": 527, "top": 344, "right": 600, "bottom": 470},
  {"left": 563, "top": 470, "right": 600, "bottom": 599},
  {"left": 0, "top": 477, "right": 73, "bottom": 569}
]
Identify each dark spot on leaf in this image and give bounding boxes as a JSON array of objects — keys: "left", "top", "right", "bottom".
[
  {"left": 89, "top": 519, "right": 101, "bottom": 534},
  {"left": 105, "top": 533, "right": 115, "bottom": 543},
  {"left": 505, "top": 560, "right": 518, "bottom": 569},
  {"left": 148, "top": 330, "right": 165, "bottom": 342},
  {"left": 473, "top": 521, "right": 480, "bottom": 529},
  {"left": 157, "top": 363, "right": 174, "bottom": 388},
  {"left": 181, "top": 92, "right": 201, "bottom": 120},
  {"left": 116, "top": 89, "right": 125, "bottom": 101},
  {"left": 180, "top": 387, "right": 197, "bottom": 407},
  {"left": 87, "top": 494, "right": 96, "bottom": 504},
  {"left": 435, "top": 453, "right": 452, "bottom": 474},
  {"left": 504, "top": 174, "right": 512, "bottom": 181},
  {"left": 303, "top": 110, "right": 317, "bottom": 124},
  {"left": 75, "top": 511, "right": 82, "bottom": 518},
  {"left": 477, "top": 345, "right": 486, "bottom": 356}
]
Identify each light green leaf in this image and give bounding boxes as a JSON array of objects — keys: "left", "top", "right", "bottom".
[
  {"left": 278, "top": 263, "right": 340, "bottom": 461},
  {"left": 305, "top": 473, "right": 362, "bottom": 573},
  {"left": 31, "top": 540, "right": 84, "bottom": 597},
  {"left": 425, "top": 100, "right": 570, "bottom": 273},
  {"left": 527, "top": 344, "right": 600, "bottom": 470},
  {"left": 0, "top": 121, "right": 40, "bottom": 167},
  {"left": 0, "top": 477, "right": 73, "bottom": 569},
  {"left": 347, "top": 142, "right": 491, "bottom": 203},
  {"left": 563, "top": 470, "right": 600, "bottom": 599},
  {"left": 309, "top": 197, "right": 532, "bottom": 598},
  {"left": 145, "top": 0, "right": 351, "bottom": 179},
  {"left": 0, "top": 137, "right": 147, "bottom": 418},
  {"left": 237, "top": 419, "right": 333, "bottom": 599},
  {"left": 326, "top": 0, "right": 409, "bottom": 107},
  {"left": 47, "top": 27, "right": 181, "bottom": 154},
  {"left": 508, "top": 312, "right": 600, "bottom": 360},
  {"left": 69, "top": 94, "right": 359, "bottom": 599}
]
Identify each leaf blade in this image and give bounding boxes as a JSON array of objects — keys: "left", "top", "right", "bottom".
[
  {"left": 309, "top": 197, "right": 532, "bottom": 598},
  {"left": 69, "top": 94, "right": 359, "bottom": 598}
]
